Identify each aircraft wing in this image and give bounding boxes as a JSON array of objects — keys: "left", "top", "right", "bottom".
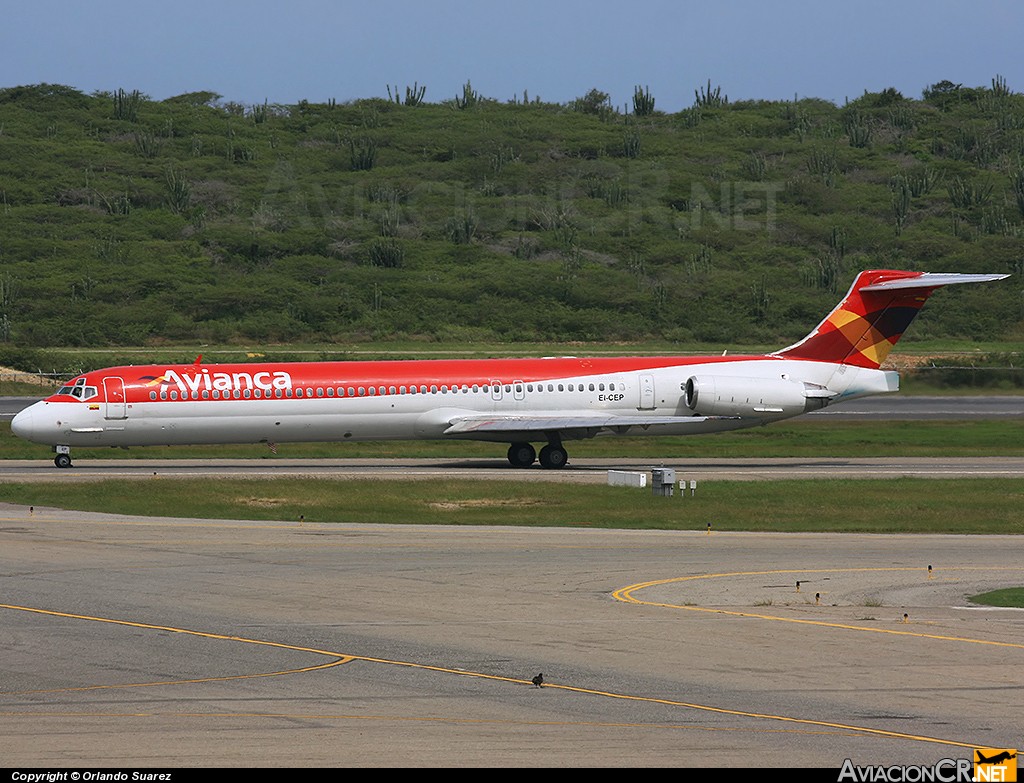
[{"left": 443, "top": 413, "right": 735, "bottom": 435}]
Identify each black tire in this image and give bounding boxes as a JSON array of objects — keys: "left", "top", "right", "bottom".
[
  {"left": 54, "top": 453, "right": 72, "bottom": 469},
  {"left": 538, "top": 444, "right": 568, "bottom": 469},
  {"left": 506, "top": 442, "right": 536, "bottom": 468}
]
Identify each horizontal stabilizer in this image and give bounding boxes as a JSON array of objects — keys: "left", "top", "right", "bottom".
[{"left": 860, "top": 273, "right": 1008, "bottom": 291}]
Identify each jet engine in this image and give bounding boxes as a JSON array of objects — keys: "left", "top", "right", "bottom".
[{"left": 683, "top": 375, "right": 832, "bottom": 418}]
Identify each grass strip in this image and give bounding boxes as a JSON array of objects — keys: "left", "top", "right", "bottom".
[{"left": 1, "top": 477, "right": 1023, "bottom": 534}]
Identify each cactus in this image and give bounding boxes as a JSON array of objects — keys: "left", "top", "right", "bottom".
[
  {"left": 906, "top": 166, "right": 942, "bottom": 197},
  {"left": 980, "top": 205, "right": 1014, "bottom": 235},
  {"left": 802, "top": 256, "right": 845, "bottom": 294},
  {"left": 622, "top": 129, "right": 641, "bottom": 159},
  {"left": 843, "top": 110, "right": 872, "bottom": 148},
  {"left": 387, "top": 83, "right": 426, "bottom": 106},
  {"left": 349, "top": 137, "right": 378, "bottom": 170},
  {"left": 367, "top": 238, "right": 404, "bottom": 268},
  {"left": 991, "top": 74, "right": 1011, "bottom": 99},
  {"left": 250, "top": 100, "right": 268, "bottom": 124},
  {"left": 947, "top": 176, "right": 993, "bottom": 209},
  {"left": 686, "top": 244, "right": 713, "bottom": 276},
  {"left": 445, "top": 206, "right": 477, "bottom": 243},
  {"left": 828, "top": 226, "right": 847, "bottom": 258},
  {"left": 890, "top": 177, "right": 911, "bottom": 235},
  {"left": 164, "top": 167, "right": 191, "bottom": 213},
  {"left": 678, "top": 106, "right": 702, "bottom": 128},
  {"left": 455, "top": 80, "right": 480, "bottom": 110},
  {"left": 112, "top": 88, "right": 142, "bottom": 122},
  {"left": 132, "top": 129, "right": 162, "bottom": 158},
  {"left": 749, "top": 277, "right": 771, "bottom": 321},
  {"left": 1013, "top": 170, "right": 1024, "bottom": 218},
  {"left": 694, "top": 80, "right": 727, "bottom": 108},
  {"left": 632, "top": 85, "right": 655, "bottom": 116},
  {"left": 806, "top": 146, "right": 839, "bottom": 186},
  {"left": 742, "top": 151, "right": 767, "bottom": 181}
]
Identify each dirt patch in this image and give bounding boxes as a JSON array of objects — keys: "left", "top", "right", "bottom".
[
  {"left": 428, "top": 499, "right": 547, "bottom": 511},
  {"left": 237, "top": 497, "right": 292, "bottom": 508},
  {"left": 0, "top": 365, "right": 56, "bottom": 386}
]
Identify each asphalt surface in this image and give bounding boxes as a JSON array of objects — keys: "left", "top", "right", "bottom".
[
  {"left": 0, "top": 504, "right": 1019, "bottom": 768},
  {"left": 3, "top": 394, "right": 1021, "bottom": 768},
  {"left": 4, "top": 456, "right": 1024, "bottom": 482}
]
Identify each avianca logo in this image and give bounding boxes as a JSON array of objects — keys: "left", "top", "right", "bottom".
[{"left": 158, "top": 369, "right": 294, "bottom": 393}]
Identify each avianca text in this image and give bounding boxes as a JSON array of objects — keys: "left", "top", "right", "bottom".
[{"left": 162, "top": 369, "right": 293, "bottom": 394}]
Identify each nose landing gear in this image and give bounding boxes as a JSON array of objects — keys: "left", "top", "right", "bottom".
[{"left": 54, "top": 446, "right": 72, "bottom": 469}]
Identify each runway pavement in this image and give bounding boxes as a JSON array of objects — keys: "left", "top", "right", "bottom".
[
  {"left": 0, "top": 503, "right": 1020, "bottom": 767},
  {"left": 4, "top": 456, "right": 1024, "bottom": 482}
]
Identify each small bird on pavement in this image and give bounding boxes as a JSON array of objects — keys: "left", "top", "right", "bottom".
[{"left": 532, "top": 673, "right": 544, "bottom": 688}]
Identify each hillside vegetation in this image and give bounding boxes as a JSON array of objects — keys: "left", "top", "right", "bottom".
[{"left": 1, "top": 79, "right": 1023, "bottom": 350}]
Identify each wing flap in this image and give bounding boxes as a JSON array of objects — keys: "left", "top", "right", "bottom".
[{"left": 443, "top": 413, "right": 734, "bottom": 435}]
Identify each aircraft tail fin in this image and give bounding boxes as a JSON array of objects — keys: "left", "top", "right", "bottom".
[{"left": 773, "top": 270, "right": 1007, "bottom": 368}]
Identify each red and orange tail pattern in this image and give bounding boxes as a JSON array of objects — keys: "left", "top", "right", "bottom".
[{"left": 774, "top": 270, "right": 936, "bottom": 369}]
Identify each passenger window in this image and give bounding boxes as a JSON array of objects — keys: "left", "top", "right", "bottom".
[
  {"left": 150, "top": 391, "right": 157, "bottom": 401},
  {"left": 170, "top": 391, "right": 178, "bottom": 400},
  {"left": 327, "top": 388, "right": 334, "bottom": 397},
  {"left": 317, "top": 388, "right": 324, "bottom": 397},
  {"left": 358, "top": 387, "right": 366, "bottom": 396},
  {"left": 348, "top": 387, "right": 355, "bottom": 397},
  {"left": 589, "top": 383, "right": 595, "bottom": 391},
  {"left": 389, "top": 386, "right": 397, "bottom": 395},
  {"left": 243, "top": 390, "right": 251, "bottom": 399},
  {"left": 203, "top": 390, "right": 210, "bottom": 399},
  {"left": 296, "top": 389, "right": 304, "bottom": 398}
]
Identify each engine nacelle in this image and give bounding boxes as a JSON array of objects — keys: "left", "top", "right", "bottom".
[{"left": 683, "top": 375, "right": 829, "bottom": 418}]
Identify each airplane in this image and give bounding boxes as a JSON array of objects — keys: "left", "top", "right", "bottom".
[{"left": 10, "top": 269, "right": 1007, "bottom": 469}]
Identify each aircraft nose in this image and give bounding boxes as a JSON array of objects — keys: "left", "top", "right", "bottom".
[{"left": 11, "top": 406, "right": 34, "bottom": 440}]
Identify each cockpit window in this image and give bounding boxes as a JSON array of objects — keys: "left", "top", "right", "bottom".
[{"left": 54, "top": 377, "right": 96, "bottom": 401}]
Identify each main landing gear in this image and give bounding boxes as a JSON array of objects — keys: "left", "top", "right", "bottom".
[
  {"left": 506, "top": 440, "right": 569, "bottom": 470},
  {"left": 54, "top": 446, "right": 72, "bottom": 469}
]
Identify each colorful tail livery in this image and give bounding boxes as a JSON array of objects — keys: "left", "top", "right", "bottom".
[{"left": 11, "top": 270, "right": 1006, "bottom": 469}]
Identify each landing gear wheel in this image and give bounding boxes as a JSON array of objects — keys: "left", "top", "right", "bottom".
[
  {"left": 538, "top": 444, "right": 568, "bottom": 470},
  {"left": 507, "top": 442, "right": 536, "bottom": 468},
  {"left": 54, "top": 453, "right": 72, "bottom": 469}
]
